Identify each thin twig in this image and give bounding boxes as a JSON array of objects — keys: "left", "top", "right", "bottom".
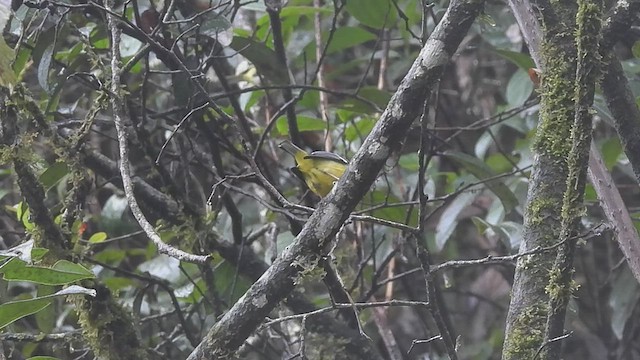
[
  {"left": 408, "top": 335, "right": 442, "bottom": 354},
  {"left": 533, "top": 332, "right": 573, "bottom": 360},
  {"left": 261, "top": 300, "right": 430, "bottom": 328}
]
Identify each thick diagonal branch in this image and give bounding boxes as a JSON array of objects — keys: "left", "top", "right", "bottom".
[{"left": 186, "top": 0, "right": 485, "bottom": 358}]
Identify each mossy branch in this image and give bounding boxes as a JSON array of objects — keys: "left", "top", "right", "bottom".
[
  {"left": 502, "top": 0, "right": 578, "bottom": 358},
  {"left": 0, "top": 85, "right": 151, "bottom": 360},
  {"left": 542, "top": 0, "right": 603, "bottom": 358},
  {"left": 0, "top": 87, "right": 70, "bottom": 259}
]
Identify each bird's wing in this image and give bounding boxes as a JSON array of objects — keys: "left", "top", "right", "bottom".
[
  {"left": 289, "top": 167, "right": 307, "bottom": 183},
  {"left": 305, "top": 151, "right": 348, "bottom": 164}
]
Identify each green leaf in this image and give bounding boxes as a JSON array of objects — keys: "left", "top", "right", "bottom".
[
  {"left": 485, "top": 154, "right": 515, "bottom": 174},
  {"left": 0, "top": 2, "right": 16, "bottom": 86},
  {"left": 584, "top": 183, "right": 597, "bottom": 202},
  {"left": 443, "top": 151, "right": 518, "bottom": 212},
  {"left": 297, "top": 90, "right": 320, "bottom": 110},
  {"left": 436, "top": 191, "right": 476, "bottom": 251},
  {"left": 12, "top": 46, "right": 31, "bottom": 78},
  {"left": 339, "top": 87, "right": 390, "bottom": 113},
  {"left": 325, "top": 57, "right": 369, "bottom": 81},
  {"left": 39, "top": 162, "right": 69, "bottom": 190},
  {"left": 37, "top": 43, "right": 54, "bottom": 93},
  {"left": 0, "top": 285, "right": 95, "bottom": 329},
  {"left": 35, "top": 285, "right": 56, "bottom": 333},
  {"left": 0, "top": 258, "right": 95, "bottom": 285},
  {"left": 506, "top": 68, "right": 533, "bottom": 107},
  {"left": 344, "top": 117, "right": 376, "bottom": 141},
  {"left": 0, "top": 297, "right": 51, "bottom": 330},
  {"left": 55, "top": 42, "right": 83, "bottom": 63},
  {"left": 601, "top": 137, "right": 622, "bottom": 170},
  {"left": 229, "top": 36, "right": 288, "bottom": 84},
  {"left": 359, "top": 190, "right": 418, "bottom": 227},
  {"left": 276, "top": 116, "right": 327, "bottom": 135},
  {"left": 88, "top": 232, "right": 108, "bottom": 244},
  {"left": 632, "top": 41, "right": 640, "bottom": 59},
  {"left": 345, "top": 0, "right": 396, "bottom": 29},
  {"left": 52, "top": 260, "right": 94, "bottom": 277},
  {"left": 472, "top": 217, "right": 522, "bottom": 250},
  {"left": 16, "top": 201, "right": 35, "bottom": 231},
  {"left": 493, "top": 49, "right": 536, "bottom": 70},
  {"left": 303, "top": 27, "right": 377, "bottom": 61},
  {"left": 280, "top": 6, "right": 333, "bottom": 18},
  {"left": 240, "top": 89, "right": 264, "bottom": 112},
  {"left": 398, "top": 153, "right": 419, "bottom": 171},
  {"left": 325, "top": 27, "right": 377, "bottom": 54},
  {"left": 90, "top": 26, "right": 109, "bottom": 49},
  {"left": 104, "top": 276, "right": 135, "bottom": 292},
  {"left": 213, "top": 261, "right": 252, "bottom": 303},
  {"left": 31, "top": 248, "right": 49, "bottom": 261},
  {"left": 0, "top": 40, "right": 16, "bottom": 86},
  {"left": 93, "top": 248, "right": 128, "bottom": 264}
]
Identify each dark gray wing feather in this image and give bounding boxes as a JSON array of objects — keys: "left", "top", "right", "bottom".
[{"left": 305, "top": 151, "right": 348, "bottom": 164}]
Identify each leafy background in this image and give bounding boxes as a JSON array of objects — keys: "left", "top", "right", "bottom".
[{"left": 0, "top": 0, "right": 639, "bottom": 359}]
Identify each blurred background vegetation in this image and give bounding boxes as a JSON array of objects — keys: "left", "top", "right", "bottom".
[{"left": 0, "top": 0, "right": 639, "bottom": 359}]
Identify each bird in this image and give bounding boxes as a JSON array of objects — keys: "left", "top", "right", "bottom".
[{"left": 278, "top": 140, "right": 348, "bottom": 197}]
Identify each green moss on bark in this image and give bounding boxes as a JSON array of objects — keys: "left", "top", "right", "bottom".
[
  {"left": 533, "top": 44, "right": 575, "bottom": 160},
  {"left": 72, "top": 283, "right": 149, "bottom": 360},
  {"left": 526, "top": 196, "right": 560, "bottom": 227},
  {"left": 502, "top": 305, "right": 548, "bottom": 360},
  {"left": 503, "top": 7, "right": 578, "bottom": 360}
]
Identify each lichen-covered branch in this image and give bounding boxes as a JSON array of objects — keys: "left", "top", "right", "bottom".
[
  {"left": 0, "top": 88, "right": 69, "bottom": 257},
  {"left": 71, "top": 283, "right": 149, "bottom": 360}
]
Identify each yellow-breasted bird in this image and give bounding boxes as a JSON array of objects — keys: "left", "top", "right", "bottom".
[{"left": 279, "top": 140, "right": 348, "bottom": 197}]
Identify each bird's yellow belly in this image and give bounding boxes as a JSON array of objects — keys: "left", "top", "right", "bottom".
[{"left": 304, "top": 166, "right": 345, "bottom": 197}]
